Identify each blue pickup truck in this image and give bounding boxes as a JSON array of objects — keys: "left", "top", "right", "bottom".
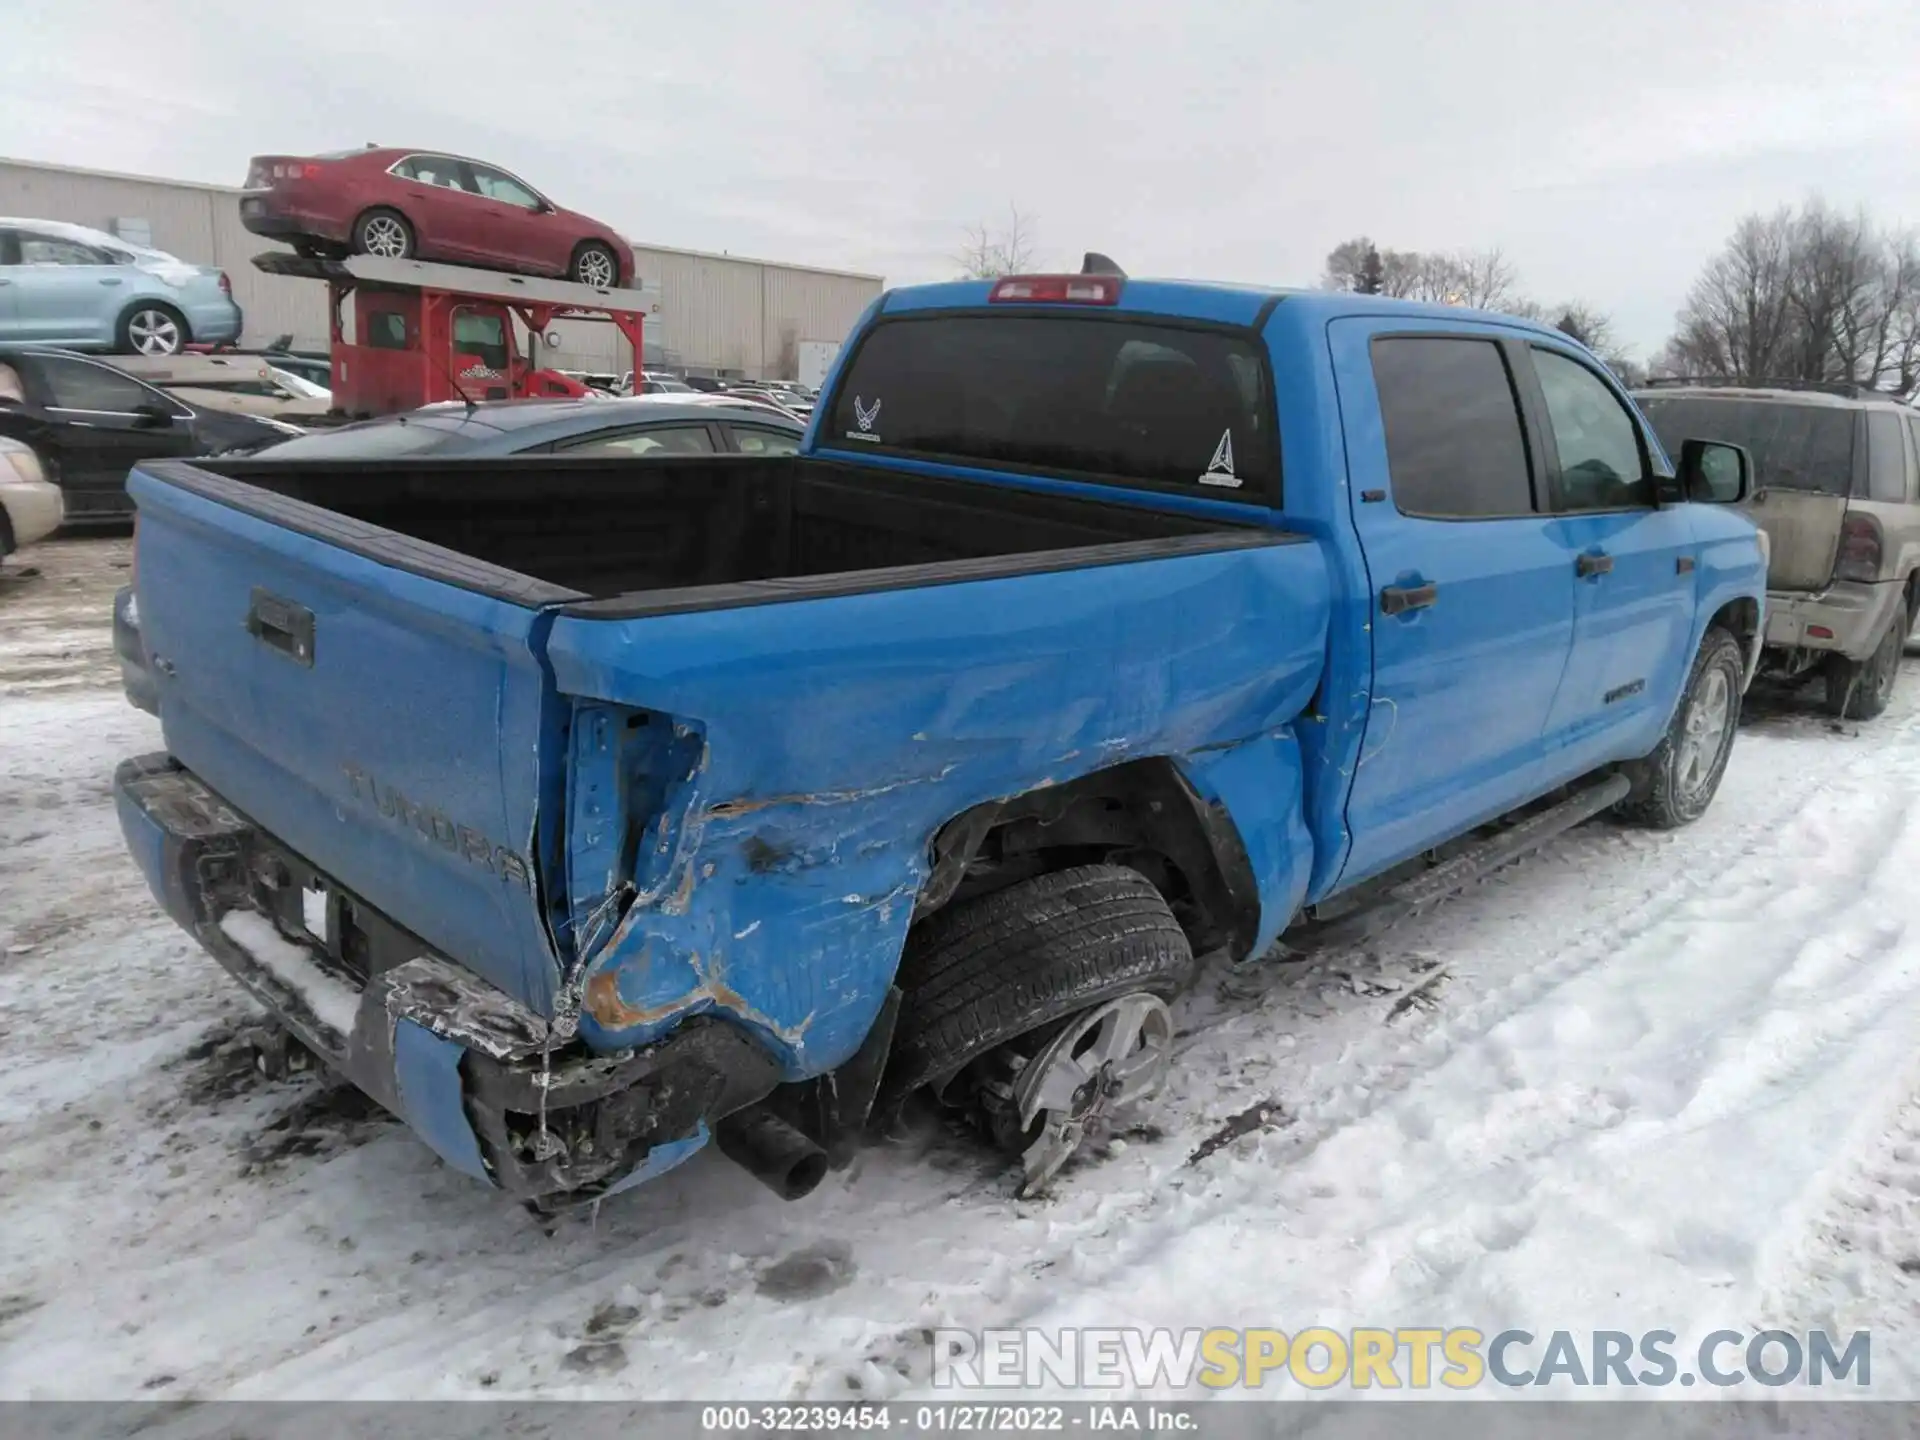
[{"left": 113, "top": 267, "right": 1766, "bottom": 1204}]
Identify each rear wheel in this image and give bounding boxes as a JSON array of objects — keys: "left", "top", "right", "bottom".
[
  {"left": 882, "top": 864, "right": 1192, "bottom": 1194},
  {"left": 117, "top": 303, "right": 188, "bottom": 356},
  {"left": 571, "top": 242, "right": 619, "bottom": 288},
  {"left": 1616, "top": 627, "right": 1744, "bottom": 829},
  {"left": 1825, "top": 605, "right": 1906, "bottom": 720},
  {"left": 353, "top": 208, "right": 415, "bottom": 260}
]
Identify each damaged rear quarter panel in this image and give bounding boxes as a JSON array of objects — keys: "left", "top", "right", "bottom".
[{"left": 542, "top": 539, "right": 1331, "bottom": 1078}]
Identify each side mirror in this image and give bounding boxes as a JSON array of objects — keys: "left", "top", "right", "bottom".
[
  {"left": 1678, "top": 437, "right": 1752, "bottom": 505},
  {"left": 131, "top": 401, "right": 175, "bottom": 430}
]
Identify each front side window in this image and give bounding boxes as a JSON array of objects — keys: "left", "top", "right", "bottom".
[
  {"left": 1371, "top": 336, "right": 1533, "bottom": 518},
  {"left": 1532, "top": 348, "right": 1650, "bottom": 510},
  {"left": 561, "top": 425, "right": 715, "bottom": 457},
  {"left": 37, "top": 356, "right": 161, "bottom": 413},
  {"left": 18, "top": 233, "right": 110, "bottom": 266},
  {"left": 469, "top": 166, "right": 541, "bottom": 209},
  {"left": 825, "top": 315, "right": 1276, "bottom": 497}
]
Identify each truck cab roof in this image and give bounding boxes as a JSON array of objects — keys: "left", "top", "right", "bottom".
[{"left": 876, "top": 277, "right": 1577, "bottom": 341}]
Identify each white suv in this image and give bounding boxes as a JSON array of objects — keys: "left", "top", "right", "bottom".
[{"left": 0, "top": 435, "right": 64, "bottom": 564}]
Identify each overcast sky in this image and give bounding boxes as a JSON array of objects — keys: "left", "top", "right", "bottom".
[{"left": 6, "top": 0, "right": 1918, "bottom": 357}]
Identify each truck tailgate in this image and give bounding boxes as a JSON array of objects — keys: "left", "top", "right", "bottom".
[
  {"left": 129, "top": 465, "right": 566, "bottom": 1014},
  {"left": 1743, "top": 488, "right": 1846, "bottom": 592}
]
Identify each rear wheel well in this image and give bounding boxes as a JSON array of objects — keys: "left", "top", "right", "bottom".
[{"left": 913, "top": 757, "right": 1262, "bottom": 961}]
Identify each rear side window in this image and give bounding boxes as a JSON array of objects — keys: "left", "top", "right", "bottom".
[
  {"left": 1636, "top": 397, "right": 1855, "bottom": 497},
  {"left": 560, "top": 425, "right": 715, "bottom": 457},
  {"left": 1865, "top": 411, "right": 1910, "bottom": 503},
  {"left": 1372, "top": 337, "right": 1533, "bottom": 518},
  {"left": 825, "top": 316, "right": 1275, "bottom": 498},
  {"left": 730, "top": 426, "right": 801, "bottom": 455}
]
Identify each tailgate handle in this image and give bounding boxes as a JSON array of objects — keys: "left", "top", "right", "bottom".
[{"left": 246, "top": 588, "right": 314, "bottom": 667}]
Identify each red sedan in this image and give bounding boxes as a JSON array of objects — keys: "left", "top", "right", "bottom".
[{"left": 239, "top": 147, "right": 633, "bottom": 288}]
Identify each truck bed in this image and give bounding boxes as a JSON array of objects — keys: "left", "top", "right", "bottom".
[{"left": 160, "top": 453, "right": 1267, "bottom": 613}]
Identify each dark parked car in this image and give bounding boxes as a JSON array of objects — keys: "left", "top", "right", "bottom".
[
  {"left": 0, "top": 347, "right": 298, "bottom": 523},
  {"left": 239, "top": 148, "right": 634, "bottom": 289}
]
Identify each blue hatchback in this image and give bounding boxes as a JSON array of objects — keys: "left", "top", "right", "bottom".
[{"left": 0, "top": 219, "right": 243, "bottom": 356}]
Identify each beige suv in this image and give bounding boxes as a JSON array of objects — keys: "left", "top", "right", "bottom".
[{"left": 1637, "top": 381, "right": 1920, "bottom": 719}]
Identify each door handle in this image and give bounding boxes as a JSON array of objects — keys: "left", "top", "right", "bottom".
[
  {"left": 1380, "top": 582, "right": 1439, "bottom": 615},
  {"left": 99, "top": 277, "right": 124, "bottom": 286},
  {"left": 246, "top": 587, "right": 315, "bottom": 667},
  {"left": 1576, "top": 552, "right": 1614, "bottom": 578}
]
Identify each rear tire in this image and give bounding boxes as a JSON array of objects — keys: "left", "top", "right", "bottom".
[
  {"left": 571, "top": 242, "right": 620, "bottom": 288},
  {"left": 1616, "top": 627, "right": 1744, "bottom": 829},
  {"left": 1826, "top": 605, "right": 1906, "bottom": 720},
  {"left": 882, "top": 864, "right": 1193, "bottom": 1107},
  {"left": 352, "top": 208, "right": 415, "bottom": 260},
  {"left": 116, "top": 303, "right": 188, "bottom": 356}
]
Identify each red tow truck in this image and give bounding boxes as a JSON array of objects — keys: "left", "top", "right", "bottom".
[{"left": 250, "top": 251, "right": 662, "bottom": 419}]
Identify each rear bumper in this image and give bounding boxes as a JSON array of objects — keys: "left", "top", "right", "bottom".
[
  {"left": 1763, "top": 580, "right": 1905, "bottom": 661},
  {"left": 1, "top": 476, "right": 64, "bottom": 552},
  {"left": 239, "top": 195, "right": 344, "bottom": 245},
  {"left": 113, "top": 586, "right": 157, "bottom": 715},
  {"left": 182, "top": 297, "right": 244, "bottom": 346},
  {"left": 114, "top": 753, "right": 782, "bottom": 1200}
]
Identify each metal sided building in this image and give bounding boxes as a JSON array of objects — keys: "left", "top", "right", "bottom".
[{"left": 0, "top": 155, "right": 883, "bottom": 380}]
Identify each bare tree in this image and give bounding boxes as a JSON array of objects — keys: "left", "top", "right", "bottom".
[
  {"left": 1666, "top": 201, "right": 1920, "bottom": 391},
  {"left": 1784, "top": 201, "right": 1880, "bottom": 382},
  {"left": 1550, "top": 302, "right": 1618, "bottom": 356},
  {"left": 1667, "top": 209, "right": 1797, "bottom": 382},
  {"left": 956, "top": 204, "right": 1038, "bottom": 279},
  {"left": 1446, "top": 249, "right": 1522, "bottom": 310},
  {"left": 1321, "top": 237, "right": 1387, "bottom": 294}
]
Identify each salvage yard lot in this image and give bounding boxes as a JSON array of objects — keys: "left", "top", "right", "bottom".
[{"left": 4, "top": 537, "right": 1920, "bottom": 1400}]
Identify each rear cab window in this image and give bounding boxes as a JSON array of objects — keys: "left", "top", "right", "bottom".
[
  {"left": 259, "top": 418, "right": 480, "bottom": 458},
  {"left": 1636, "top": 397, "right": 1857, "bottom": 497},
  {"left": 823, "top": 314, "right": 1277, "bottom": 500}
]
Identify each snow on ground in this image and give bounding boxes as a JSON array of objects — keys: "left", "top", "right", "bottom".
[{"left": 3, "top": 535, "right": 1920, "bottom": 1403}]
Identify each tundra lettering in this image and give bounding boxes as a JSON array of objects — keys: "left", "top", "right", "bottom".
[{"left": 340, "top": 762, "right": 529, "bottom": 886}]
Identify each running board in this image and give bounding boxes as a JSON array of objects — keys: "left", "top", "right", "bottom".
[{"left": 1306, "top": 772, "right": 1633, "bottom": 949}]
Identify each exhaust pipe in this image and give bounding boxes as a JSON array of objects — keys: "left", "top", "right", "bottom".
[{"left": 715, "top": 1105, "right": 829, "bottom": 1201}]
